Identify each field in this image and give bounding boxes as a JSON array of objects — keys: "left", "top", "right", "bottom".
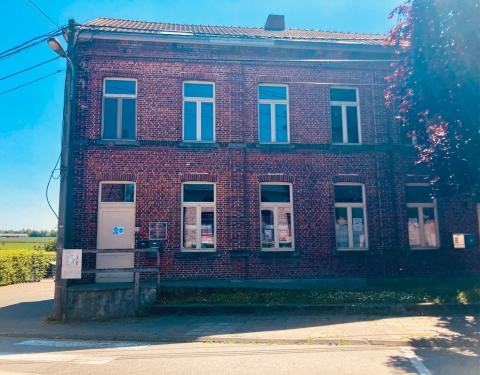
[{"left": 0, "top": 237, "right": 52, "bottom": 250}]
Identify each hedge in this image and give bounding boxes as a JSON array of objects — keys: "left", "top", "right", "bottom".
[{"left": 0, "top": 249, "right": 55, "bottom": 286}]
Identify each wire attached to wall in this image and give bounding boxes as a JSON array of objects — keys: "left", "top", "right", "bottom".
[{"left": 46, "top": 154, "right": 61, "bottom": 220}]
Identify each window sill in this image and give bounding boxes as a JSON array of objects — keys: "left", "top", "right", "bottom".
[
  {"left": 256, "top": 143, "right": 294, "bottom": 149},
  {"left": 178, "top": 142, "right": 220, "bottom": 148},
  {"left": 175, "top": 251, "right": 221, "bottom": 259},
  {"left": 409, "top": 247, "right": 441, "bottom": 251},
  {"left": 256, "top": 251, "right": 299, "bottom": 258},
  {"left": 335, "top": 248, "right": 369, "bottom": 252},
  {"left": 96, "top": 139, "right": 140, "bottom": 146}
]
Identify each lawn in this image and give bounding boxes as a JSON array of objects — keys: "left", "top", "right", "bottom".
[
  {"left": 0, "top": 237, "right": 52, "bottom": 250},
  {"left": 157, "top": 279, "right": 480, "bottom": 305}
]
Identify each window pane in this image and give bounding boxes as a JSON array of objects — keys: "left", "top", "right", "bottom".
[
  {"left": 334, "top": 185, "right": 363, "bottom": 203},
  {"left": 352, "top": 208, "right": 366, "bottom": 248},
  {"left": 259, "top": 104, "right": 272, "bottom": 142},
  {"left": 346, "top": 106, "right": 359, "bottom": 143},
  {"left": 261, "top": 208, "right": 275, "bottom": 248},
  {"left": 184, "top": 83, "right": 213, "bottom": 98},
  {"left": 121, "top": 98, "right": 136, "bottom": 139},
  {"left": 405, "top": 186, "right": 432, "bottom": 203},
  {"left": 184, "top": 101, "right": 197, "bottom": 140},
  {"left": 278, "top": 207, "right": 292, "bottom": 248},
  {"left": 105, "top": 80, "right": 136, "bottom": 95},
  {"left": 183, "top": 207, "right": 197, "bottom": 249},
  {"left": 101, "top": 183, "right": 134, "bottom": 202},
  {"left": 201, "top": 102, "right": 214, "bottom": 141},
  {"left": 275, "top": 104, "right": 288, "bottom": 142},
  {"left": 201, "top": 207, "right": 215, "bottom": 248},
  {"left": 261, "top": 185, "right": 290, "bottom": 203},
  {"left": 423, "top": 207, "right": 437, "bottom": 247},
  {"left": 331, "top": 105, "right": 343, "bottom": 143},
  {"left": 335, "top": 207, "right": 349, "bottom": 248},
  {"left": 259, "top": 86, "right": 287, "bottom": 100},
  {"left": 330, "top": 88, "right": 356, "bottom": 102},
  {"left": 125, "top": 184, "right": 135, "bottom": 202},
  {"left": 407, "top": 208, "right": 421, "bottom": 247},
  {"left": 183, "top": 184, "right": 214, "bottom": 202},
  {"left": 103, "top": 98, "right": 118, "bottom": 138}
]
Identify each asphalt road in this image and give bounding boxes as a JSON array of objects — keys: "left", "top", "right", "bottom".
[{"left": 0, "top": 337, "right": 479, "bottom": 375}]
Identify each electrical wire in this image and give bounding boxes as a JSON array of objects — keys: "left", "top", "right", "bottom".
[
  {"left": 46, "top": 154, "right": 61, "bottom": 220},
  {"left": 0, "top": 56, "right": 60, "bottom": 81},
  {"left": 21, "top": 0, "right": 60, "bottom": 29},
  {"left": 0, "top": 70, "right": 64, "bottom": 96},
  {"left": 0, "top": 28, "right": 63, "bottom": 58}
]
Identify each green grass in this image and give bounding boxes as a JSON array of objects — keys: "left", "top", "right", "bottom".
[
  {"left": 0, "top": 237, "right": 52, "bottom": 250},
  {"left": 157, "top": 280, "right": 480, "bottom": 305}
]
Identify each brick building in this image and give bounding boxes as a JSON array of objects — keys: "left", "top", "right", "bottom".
[{"left": 66, "top": 15, "right": 480, "bottom": 287}]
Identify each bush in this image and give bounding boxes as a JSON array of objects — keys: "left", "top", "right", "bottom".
[
  {"left": 45, "top": 238, "right": 57, "bottom": 252},
  {"left": 0, "top": 249, "right": 56, "bottom": 286}
]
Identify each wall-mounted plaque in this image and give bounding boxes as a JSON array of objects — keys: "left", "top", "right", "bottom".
[
  {"left": 61, "top": 249, "right": 82, "bottom": 279},
  {"left": 149, "top": 222, "right": 167, "bottom": 240}
]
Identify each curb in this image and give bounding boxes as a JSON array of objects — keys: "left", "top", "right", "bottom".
[
  {"left": 1, "top": 333, "right": 477, "bottom": 348},
  {"left": 150, "top": 302, "right": 480, "bottom": 316}
]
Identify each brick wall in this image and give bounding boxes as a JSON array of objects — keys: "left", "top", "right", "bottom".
[{"left": 73, "top": 38, "right": 480, "bottom": 283}]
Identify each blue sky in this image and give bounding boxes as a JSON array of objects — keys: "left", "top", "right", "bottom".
[{"left": 0, "top": 0, "right": 400, "bottom": 230}]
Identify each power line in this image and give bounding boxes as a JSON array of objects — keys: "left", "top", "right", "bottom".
[
  {"left": 0, "top": 70, "right": 64, "bottom": 96},
  {"left": 0, "top": 31, "right": 63, "bottom": 61},
  {"left": 0, "top": 28, "right": 60, "bottom": 56},
  {"left": 46, "top": 154, "right": 61, "bottom": 220},
  {"left": 21, "top": 0, "right": 60, "bottom": 29},
  {"left": 0, "top": 56, "right": 60, "bottom": 81}
]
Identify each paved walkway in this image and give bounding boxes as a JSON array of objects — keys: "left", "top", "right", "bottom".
[{"left": 1, "top": 280, "right": 478, "bottom": 347}]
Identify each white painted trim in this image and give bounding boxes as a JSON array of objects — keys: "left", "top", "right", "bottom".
[
  {"left": 258, "top": 84, "right": 290, "bottom": 143},
  {"left": 182, "top": 81, "right": 215, "bottom": 142},
  {"left": 330, "top": 86, "right": 361, "bottom": 144}
]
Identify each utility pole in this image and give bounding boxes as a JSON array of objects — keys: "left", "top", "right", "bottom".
[{"left": 53, "top": 19, "right": 77, "bottom": 321}]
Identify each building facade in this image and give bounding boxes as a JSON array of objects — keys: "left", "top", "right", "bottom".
[{"left": 68, "top": 16, "right": 480, "bottom": 285}]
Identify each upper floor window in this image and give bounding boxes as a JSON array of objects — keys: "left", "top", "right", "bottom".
[
  {"left": 183, "top": 82, "right": 215, "bottom": 141},
  {"left": 103, "top": 78, "right": 137, "bottom": 140},
  {"left": 258, "top": 85, "right": 289, "bottom": 143},
  {"left": 260, "top": 183, "right": 294, "bottom": 250},
  {"left": 330, "top": 87, "right": 360, "bottom": 144},
  {"left": 334, "top": 184, "right": 367, "bottom": 249},
  {"left": 182, "top": 183, "right": 216, "bottom": 250},
  {"left": 406, "top": 184, "right": 439, "bottom": 248}
]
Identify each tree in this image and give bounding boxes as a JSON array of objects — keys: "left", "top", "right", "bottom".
[{"left": 385, "top": 0, "right": 480, "bottom": 200}]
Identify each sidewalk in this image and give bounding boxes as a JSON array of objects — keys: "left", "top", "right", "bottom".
[{"left": 1, "top": 280, "right": 479, "bottom": 347}]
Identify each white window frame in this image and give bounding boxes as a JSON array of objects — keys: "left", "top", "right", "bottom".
[
  {"left": 259, "top": 182, "right": 294, "bottom": 251},
  {"left": 181, "top": 182, "right": 216, "bottom": 252},
  {"left": 102, "top": 78, "right": 137, "bottom": 140},
  {"left": 258, "top": 84, "right": 290, "bottom": 143},
  {"left": 406, "top": 183, "right": 440, "bottom": 249},
  {"left": 182, "top": 81, "right": 215, "bottom": 142},
  {"left": 330, "top": 86, "right": 361, "bottom": 144},
  {"left": 334, "top": 183, "right": 368, "bottom": 250}
]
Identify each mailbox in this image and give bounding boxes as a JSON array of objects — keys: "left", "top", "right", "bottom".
[{"left": 453, "top": 233, "right": 477, "bottom": 249}]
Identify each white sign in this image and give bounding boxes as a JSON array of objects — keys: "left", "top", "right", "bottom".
[
  {"left": 61, "top": 249, "right": 82, "bottom": 279},
  {"left": 113, "top": 227, "right": 124, "bottom": 235},
  {"left": 353, "top": 218, "right": 363, "bottom": 232}
]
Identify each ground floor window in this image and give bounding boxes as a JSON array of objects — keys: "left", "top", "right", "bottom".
[
  {"left": 260, "top": 183, "right": 294, "bottom": 250},
  {"left": 406, "top": 184, "right": 439, "bottom": 248},
  {"left": 334, "top": 183, "right": 367, "bottom": 249},
  {"left": 182, "top": 183, "right": 215, "bottom": 250}
]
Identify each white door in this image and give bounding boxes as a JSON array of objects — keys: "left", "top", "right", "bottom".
[{"left": 96, "top": 182, "right": 136, "bottom": 283}]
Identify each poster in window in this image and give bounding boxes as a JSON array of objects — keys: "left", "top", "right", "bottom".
[
  {"left": 353, "top": 218, "right": 363, "bottom": 232},
  {"left": 408, "top": 218, "right": 420, "bottom": 246},
  {"left": 264, "top": 229, "right": 273, "bottom": 242},
  {"left": 149, "top": 222, "right": 167, "bottom": 240}
]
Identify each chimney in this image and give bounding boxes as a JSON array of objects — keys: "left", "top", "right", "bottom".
[{"left": 264, "top": 14, "right": 285, "bottom": 31}]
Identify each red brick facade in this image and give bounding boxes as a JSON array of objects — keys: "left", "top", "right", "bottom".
[{"left": 71, "top": 27, "right": 480, "bottom": 284}]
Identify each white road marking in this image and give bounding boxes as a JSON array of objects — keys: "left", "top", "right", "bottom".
[
  {"left": 15, "top": 339, "right": 148, "bottom": 350},
  {"left": 401, "top": 347, "right": 433, "bottom": 375},
  {"left": 0, "top": 352, "right": 117, "bottom": 365}
]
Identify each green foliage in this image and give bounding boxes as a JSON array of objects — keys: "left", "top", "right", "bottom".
[
  {"left": 0, "top": 249, "right": 55, "bottom": 286},
  {"left": 44, "top": 238, "right": 57, "bottom": 252},
  {"left": 0, "top": 229, "right": 57, "bottom": 237},
  {"left": 385, "top": 0, "right": 480, "bottom": 200},
  {"left": 0, "top": 237, "right": 51, "bottom": 250}
]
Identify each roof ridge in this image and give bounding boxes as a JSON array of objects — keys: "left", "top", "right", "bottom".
[{"left": 84, "top": 17, "right": 386, "bottom": 37}]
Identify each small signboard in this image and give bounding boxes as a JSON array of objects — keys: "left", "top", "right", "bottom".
[
  {"left": 113, "top": 227, "right": 124, "bottom": 235},
  {"left": 149, "top": 222, "right": 167, "bottom": 240},
  {"left": 61, "top": 249, "right": 82, "bottom": 279}
]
